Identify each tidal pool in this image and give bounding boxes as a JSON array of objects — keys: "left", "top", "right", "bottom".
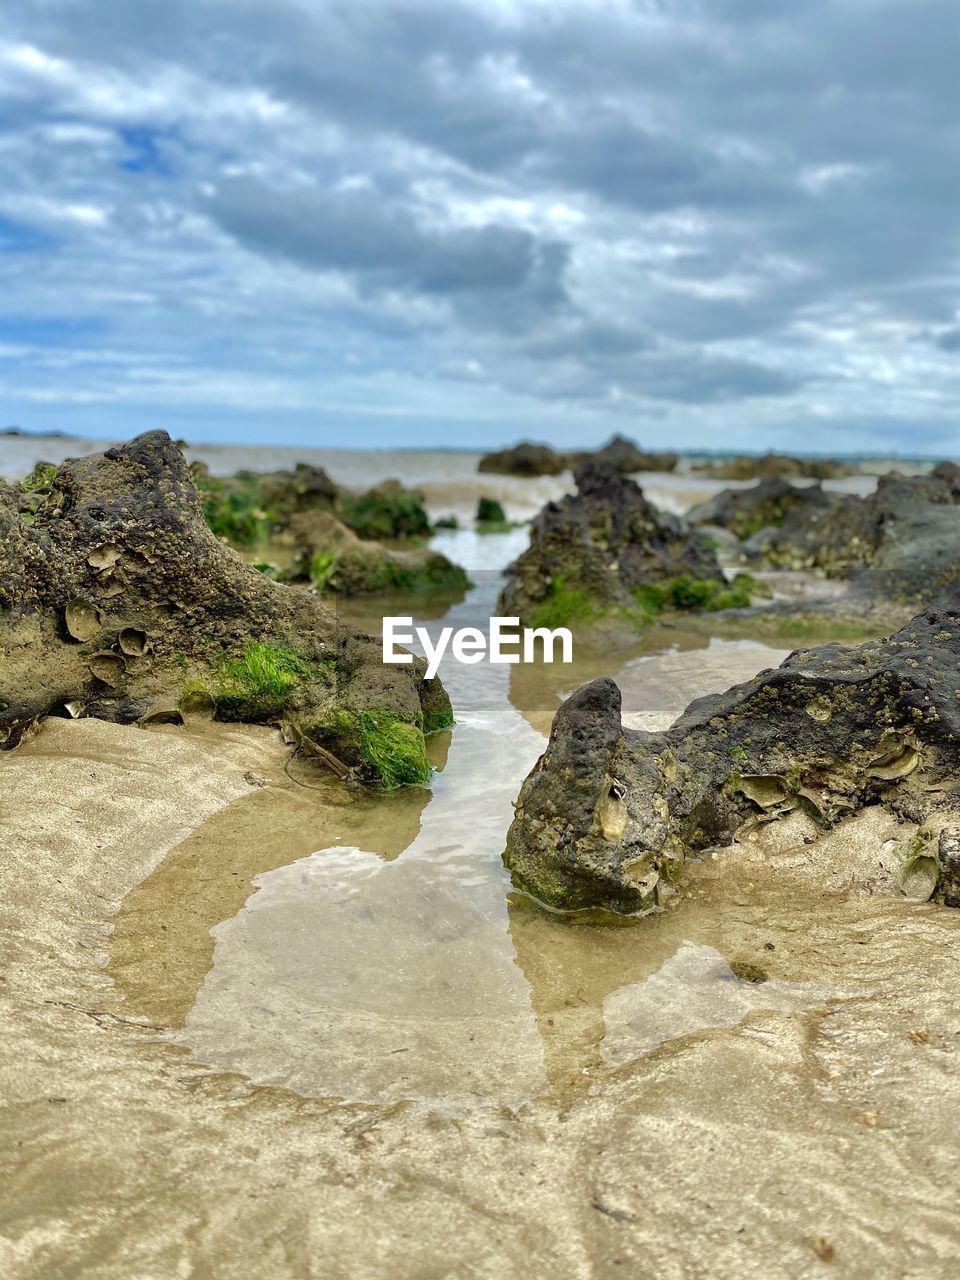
[{"left": 108, "top": 531, "right": 846, "bottom": 1109}]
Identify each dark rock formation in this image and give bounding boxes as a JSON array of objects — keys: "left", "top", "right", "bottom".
[
  {"left": 757, "top": 472, "right": 960, "bottom": 602},
  {"left": 566, "top": 434, "right": 678, "bottom": 474},
  {"left": 285, "top": 510, "right": 468, "bottom": 596},
  {"left": 0, "top": 432, "right": 450, "bottom": 785},
  {"left": 498, "top": 462, "right": 721, "bottom": 625},
  {"left": 693, "top": 452, "right": 851, "bottom": 481},
  {"left": 687, "top": 477, "right": 839, "bottom": 541},
  {"left": 478, "top": 442, "right": 566, "bottom": 477},
  {"left": 504, "top": 610, "right": 960, "bottom": 913}
]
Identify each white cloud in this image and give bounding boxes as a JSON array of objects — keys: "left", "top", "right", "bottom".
[{"left": 0, "top": 0, "right": 957, "bottom": 452}]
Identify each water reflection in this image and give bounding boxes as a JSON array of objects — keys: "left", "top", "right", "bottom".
[
  {"left": 177, "top": 850, "right": 548, "bottom": 1105},
  {"left": 114, "top": 529, "right": 835, "bottom": 1107}
]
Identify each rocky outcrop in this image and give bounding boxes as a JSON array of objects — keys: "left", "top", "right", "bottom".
[
  {"left": 686, "top": 477, "right": 839, "bottom": 541},
  {"left": 0, "top": 432, "right": 451, "bottom": 786},
  {"left": 567, "top": 434, "right": 678, "bottom": 474},
  {"left": 478, "top": 442, "right": 566, "bottom": 477},
  {"left": 191, "top": 462, "right": 432, "bottom": 545},
  {"left": 504, "top": 610, "right": 960, "bottom": 913},
  {"left": 756, "top": 472, "right": 960, "bottom": 602},
  {"left": 498, "top": 462, "right": 723, "bottom": 626},
  {"left": 693, "top": 452, "right": 851, "bottom": 481},
  {"left": 285, "top": 510, "right": 468, "bottom": 596}
]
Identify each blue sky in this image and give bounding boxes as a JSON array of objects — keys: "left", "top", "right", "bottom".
[{"left": 1, "top": 0, "right": 959, "bottom": 454}]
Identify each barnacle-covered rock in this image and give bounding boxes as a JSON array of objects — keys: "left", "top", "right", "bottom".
[
  {"left": 498, "top": 461, "right": 723, "bottom": 627},
  {"left": 692, "top": 452, "right": 852, "bottom": 481},
  {"left": 504, "top": 610, "right": 960, "bottom": 913},
  {"left": 478, "top": 442, "right": 566, "bottom": 477},
  {"left": 686, "top": 476, "right": 839, "bottom": 541},
  {"left": 757, "top": 472, "right": 960, "bottom": 602},
  {"left": 0, "top": 431, "right": 450, "bottom": 785},
  {"left": 566, "top": 433, "right": 678, "bottom": 474},
  {"left": 285, "top": 509, "right": 468, "bottom": 597}
]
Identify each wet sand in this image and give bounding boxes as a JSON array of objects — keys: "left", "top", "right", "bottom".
[
  {"left": 4, "top": 619, "right": 960, "bottom": 1276},
  {"left": 3, "top": 465, "right": 959, "bottom": 1277}
]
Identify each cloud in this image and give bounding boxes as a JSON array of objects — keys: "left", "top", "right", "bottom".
[
  {"left": 207, "top": 175, "right": 568, "bottom": 302},
  {"left": 0, "top": 0, "right": 957, "bottom": 451}
]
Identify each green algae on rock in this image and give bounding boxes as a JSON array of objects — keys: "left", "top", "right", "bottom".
[
  {"left": 504, "top": 610, "right": 960, "bottom": 914},
  {"left": 189, "top": 459, "right": 433, "bottom": 546},
  {"left": 497, "top": 461, "right": 747, "bottom": 631},
  {"left": 0, "top": 431, "right": 450, "bottom": 787},
  {"left": 285, "top": 509, "right": 468, "bottom": 597}
]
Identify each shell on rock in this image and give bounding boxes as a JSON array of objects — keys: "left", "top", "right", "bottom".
[
  {"left": 737, "top": 773, "right": 791, "bottom": 811},
  {"left": 65, "top": 600, "right": 101, "bottom": 643},
  {"left": 867, "top": 735, "right": 920, "bottom": 781},
  {"left": 63, "top": 701, "right": 85, "bottom": 719},
  {"left": 596, "top": 780, "right": 628, "bottom": 840},
  {"left": 805, "top": 696, "right": 832, "bottom": 723},
  {"left": 88, "top": 544, "right": 121, "bottom": 572},
  {"left": 137, "top": 707, "right": 185, "bottom": 727},
  {"left": 88, "top": 652, "right": 126, "bottom": 687},
  {"left": 118, "top": 627, "right": 151, "bottom": 657}
]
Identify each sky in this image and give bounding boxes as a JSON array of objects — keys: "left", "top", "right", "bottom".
[{"left": 0, "top": 0, "right": 959, "bottom": 454}]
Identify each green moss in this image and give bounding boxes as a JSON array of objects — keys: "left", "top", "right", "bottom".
[
  {"left": 668, "top": 576, "right": 716, "bottom": 609},
  {"left": 477, "top": 497, "right": 506, "bottom": 524},
  {"left": 632, "top": 582, "right": 668, "bottom": 613},
  {"left": 422, "top": 699, "right": 455, "bottom": 734},
  {"left": 251, "top": 560, "right": 282, "bottom": 580},
  {"left": 192, "top": 470, "right": 271, "bottom": 546},
  {"left": 370, "top": 557, "right": 469, "bottom": 594},
  {"left": 309, "top": 549, "right": 338, "bottom": 590},
  {"left": 529, "top": 576, "right": 605, "bottom": 629},
  {"left": 213, "top": 643, "right": 309, "bottom": 721},
  {"left": 476, "top": 519, "right": 526, "bottom": 534},
  {"left": 356, "top": 710, "right": 430, "bottom": 789},
  {"left": 20, "top": 462, "right": 58, "bottom": 493},
  {"left": 312, "top": 708, "right": 431, "bottom": 789},
  {"left": 707, "top": 587, "right": 752, "bottom": 611},
  {"left": 337, "top": 483, "right": 432, "bottom": 540}
]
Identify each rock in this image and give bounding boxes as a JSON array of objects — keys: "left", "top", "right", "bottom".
[
  {"left": 189, "top": 463, "right": 431, "bottom": 545},
  {"left": 935, "top": 828, "right": 960, "bottom": 907},
  {"left": 336, "top": 478, "right": 432, "bottom": 541},
  {"left": 0, "top": 432, "right": 451, "bottom": 785},
  {"left": 687, "top": 477, "right": 839, "bottom": 540},
  {"left": 758, "top": 472, "right": 960, "bottom": 602},
  {"left": 286, "top": 510, "right": 468, "bottom": 596},
  {"left": 478, "top": 442, "right": 566, "bottom": 477},
  {"left": 567, "top": 434, "right": 678, "bottom": 473},
  {"left": 477, "top": 497, "right": 507, "bottom": 524},
  {"left": 498, "top": 462, "right": 724, "bottom": 627},
  {"left": 694, "top": 453, "right": 851, "bottom": 481},
  {"left": 504, "top": 610, "right": 960, "bottom": 913},
  {"left": 931, "top": 460, "right": 960, "bottom": 496}
]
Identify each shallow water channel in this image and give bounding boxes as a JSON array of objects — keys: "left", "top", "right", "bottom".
[{"left": 106, "top": 530, "right": 915, "bottom": 1110}]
